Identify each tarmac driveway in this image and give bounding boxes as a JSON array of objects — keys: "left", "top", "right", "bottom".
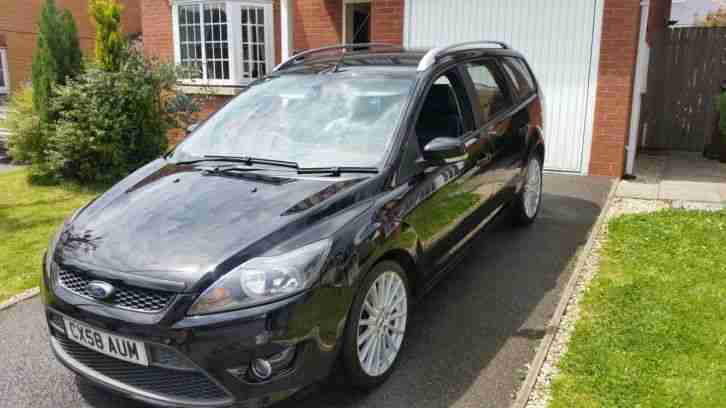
[{"left": 0, "top": 174, "right": 612, "bottom": 408}]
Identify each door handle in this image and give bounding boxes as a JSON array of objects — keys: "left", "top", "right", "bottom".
[{"left": 478, "top": 152, "right": 494, "bottom": 165}]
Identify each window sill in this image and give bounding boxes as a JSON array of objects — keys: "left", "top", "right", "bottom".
[{"left": 176, "top": 84, "right": 245, "bottom": 96}]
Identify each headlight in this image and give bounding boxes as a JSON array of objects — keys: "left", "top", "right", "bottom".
[
  {"left": 45, "top": 218, "right": 69, "bottom": 278},
  {"left": 188, "top": 239, "right": 332, "bottom": 315}
]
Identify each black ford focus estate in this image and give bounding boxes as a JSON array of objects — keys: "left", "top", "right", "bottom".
[{"left": 42, "top": 42, "right": 545, "bottom": 407}]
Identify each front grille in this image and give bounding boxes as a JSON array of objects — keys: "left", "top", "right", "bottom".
[
  {"left": 57, "top": 267, "right": 175, "bottom": 313},
  {"left": 53, "top": 332, "right": 231, "bottom": 403}
]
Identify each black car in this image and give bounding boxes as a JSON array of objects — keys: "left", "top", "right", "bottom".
[{"left": 42, "top": 42, "right": 545, "bottom": 407}]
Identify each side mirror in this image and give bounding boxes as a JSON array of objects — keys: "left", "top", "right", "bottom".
[
  {"left": 422, "top": 137, "right": 467, "bottom": 166},
  {"left": 186, "top": 123, "right": 200, "bottom": 134}
]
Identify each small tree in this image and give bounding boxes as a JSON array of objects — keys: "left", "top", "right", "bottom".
[
  {"left": 31, "top": 0, "right": 83, "bottom": 122},
  {"left": 43, "top": 49, "right": 189, "bottom": 184},
  {"left": 90, "top": 0, "right": 125, "bottom": 71},
  {"left": 697, "top": 6, "right": 726, "bottom": 27}
]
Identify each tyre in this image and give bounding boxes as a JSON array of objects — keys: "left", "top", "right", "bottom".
[
  {"left": 341, "top": 260, "right": 409, "bottom": 390},
  {"left": 512, "top": 154, "right": 543, "bottom": 226}
]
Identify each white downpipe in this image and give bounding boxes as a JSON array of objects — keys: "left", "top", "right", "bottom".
[
  {"left": 626, "top": 1, "right": 651, "bottom": 176},
  {"left": 280, "top": 0, "right": 294, "bottom": 61}
]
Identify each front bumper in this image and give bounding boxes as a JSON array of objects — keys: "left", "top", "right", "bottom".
[{"left": 42, "top": 272, "right": 347, "bottom": 408}]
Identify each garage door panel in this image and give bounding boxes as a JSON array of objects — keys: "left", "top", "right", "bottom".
[{"left": 404, "top": 0, "right": 600, "bottom": 173}]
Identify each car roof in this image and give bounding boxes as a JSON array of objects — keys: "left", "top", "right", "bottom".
[{"left": 274, "top": 44, "right": 525, "bottom": 76}]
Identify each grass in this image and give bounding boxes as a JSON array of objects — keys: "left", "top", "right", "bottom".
[
  {"left": 0, "top": 169, "right": 99, "bottom": 302},
  {"left": 550, "top": 210, "right": 726, "bottom": 408}
]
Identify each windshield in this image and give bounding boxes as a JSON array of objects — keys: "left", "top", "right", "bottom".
[{"left": 171, "top": 73, "right": 416, "bottom": 168}]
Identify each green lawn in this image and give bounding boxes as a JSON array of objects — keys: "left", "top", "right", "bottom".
[
  {"left": 550, "top": 210, "right": 726, "bottom": 408},
  {"left": 0, "top": 169, "right": 98, "bottom": 302}
]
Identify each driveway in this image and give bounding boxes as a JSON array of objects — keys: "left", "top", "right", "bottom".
[{"left": 0, "top": 174, "right": 613, "bottom": 408}]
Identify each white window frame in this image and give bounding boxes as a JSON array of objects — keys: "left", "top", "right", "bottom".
[
  {"left": 342, "top": 0, "right": 371, "bottom": 44},
  {"left": 172, "top": 0, "right": 275, "bottom": 87},
  {"left": 0, "top": 49, "right": 9, "bottom": 94}
]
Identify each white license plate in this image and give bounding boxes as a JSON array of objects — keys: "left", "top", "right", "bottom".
[{"left": 63, "top": 317, "right": 149, "bottom": 366}]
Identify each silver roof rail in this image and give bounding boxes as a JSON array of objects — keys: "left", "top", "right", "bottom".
[
  {"left": 417, "top": 41, "right": 511, "bottom": 72},
  {"left": 273, "top": 43, "right": 404, "bottom": 72}
]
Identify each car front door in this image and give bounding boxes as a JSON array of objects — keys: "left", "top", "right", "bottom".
[{"left": 395, "top": 66, "right": 497, "bottom": 281}]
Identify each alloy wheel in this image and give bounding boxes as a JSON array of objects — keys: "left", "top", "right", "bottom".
[
  {"left": 356, "top": 271, "right": 408, "bottom": 377},
  {"left": 523, "top": 158, "right": 542, "bottom": 218}
]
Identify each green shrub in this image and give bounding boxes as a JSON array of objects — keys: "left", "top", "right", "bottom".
[
  {"left": 31, "top": 0, "right": 83, "bottom": 123},
  {"left": 717, "top": 92, "right": 726, "bottom": 139},
  {"left": 41, "top": 49, "right": 180, "bottom": 184},
  {"left": 2, "top": 85, "right": 45, "bottom": 163},
  {"left": 90, "top": 0, "right": 125, "bottom": 71}
]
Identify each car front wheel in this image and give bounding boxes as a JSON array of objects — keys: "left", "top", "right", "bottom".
[{"left": 342, "top": 261, "right": 409, "bottom": 389}]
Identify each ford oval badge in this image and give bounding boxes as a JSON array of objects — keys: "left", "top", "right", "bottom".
[{"left": 87, "top": 281, "right": 116, "bottom": 300}]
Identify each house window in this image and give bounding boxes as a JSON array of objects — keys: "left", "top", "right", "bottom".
[
  {"left": 173, "top": 1, "right": 274, "bottom": 87},
  {"left": 0, "top": 49, "right": 8, "bottom": 94}
]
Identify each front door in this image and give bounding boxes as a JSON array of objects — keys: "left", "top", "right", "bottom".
[
  {"left": 399, "top": 67, "right": 496, "bottom": 279},
  {"left": 344, "top": 1, "right": 371, "bottom": 44}
]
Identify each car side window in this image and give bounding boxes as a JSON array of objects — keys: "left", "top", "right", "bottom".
[
  {"left": 414, "top": 70, "right": 473, "bottom": 150},
  {"left": 464, "top": 60, "right": 511, "bottom": 124},
  {"left": 501, "top": 57, "right": 537, "bottom": 100}
]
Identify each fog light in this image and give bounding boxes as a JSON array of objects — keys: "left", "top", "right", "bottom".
[
  {"left": 250, "top": 358, "right": 273, "bottom": 381},
  {"left": 47, "top": 312, "right": 66, "bottom": 335}
]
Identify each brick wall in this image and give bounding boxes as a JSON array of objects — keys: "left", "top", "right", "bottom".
[
  {"left": 141, "top": 0, "right": 173, "bottom": 60},
  {"left": 371, "top": 0, "right": 404, "bottom": 45},
  {"left": 0, "top": 0, "right": 141, "bottom": 93},
  {"left": 291, "top": 0, "right": 404, "bottom": 49},
  {"left": 293, "top": 0, "right": 341, "bottom": 51},
  {"left": 588, "top": 0, "right": 643, "bottom": 177}
]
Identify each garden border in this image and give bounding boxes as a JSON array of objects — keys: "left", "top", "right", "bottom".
[
  {"left": 511, "top": 179, "right": 619, "bottom": 408},
  {"left": 0, "top": 287, "right": 40, "bottom": 312}
]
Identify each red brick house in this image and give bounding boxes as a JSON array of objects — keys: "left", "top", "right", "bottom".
[
  {"left": 0, "top": 0, "right": 142, "bottom": 95},
  {"left": 141, "top": 0, "right": 673, "bottom": 177}
]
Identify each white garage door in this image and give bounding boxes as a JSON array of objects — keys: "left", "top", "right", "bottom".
[{"left": 404, "top": 0, "right": 604, "bottom": 174}]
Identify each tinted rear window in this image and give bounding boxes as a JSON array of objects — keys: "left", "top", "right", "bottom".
[{"left": 501, "top": 57, "right": 537, "bottom": 100}]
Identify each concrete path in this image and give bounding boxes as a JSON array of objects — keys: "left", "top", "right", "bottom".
[
  {"left": 618, "top": 152, "right": 726, "bottom": 203},
  {"left": 0, "top": 174, "right": 613, "bottom": 408}
]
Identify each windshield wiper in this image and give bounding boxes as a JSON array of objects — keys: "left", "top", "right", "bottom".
[
  {"left": 175, "top": 155, "right": 300, "bottom": 169},
  {"left": 297, "top": 166, "right": 379, "bottom": 176}
]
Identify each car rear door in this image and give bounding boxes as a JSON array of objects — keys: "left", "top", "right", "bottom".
[{"left": 461, "top": 58, "right": 523, "bottom": 205}]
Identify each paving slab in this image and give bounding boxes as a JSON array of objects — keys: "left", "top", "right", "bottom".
[
  {"left": 617, "top": 181, "right": 658, "bottom": 200},
  {"left": 659, "top": 180, "right": 723, "bottom": 203}
]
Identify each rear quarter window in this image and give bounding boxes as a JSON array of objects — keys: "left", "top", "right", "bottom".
[{"left": 501, "top": 57, "right": 537, "bottom": 100}]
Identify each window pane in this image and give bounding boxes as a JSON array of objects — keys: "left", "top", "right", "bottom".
[
  {"left": 503, "top": 57, "right": 536, "bottom": 99},
  {"left": 240, "top": 6, "right": 268, "bottom": 80},
  {"left": 178, "top": 5, "right": 202, "bottom": 79},
  {"left": 465, "top": 61, "right": 510, "bottom": 122}
]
